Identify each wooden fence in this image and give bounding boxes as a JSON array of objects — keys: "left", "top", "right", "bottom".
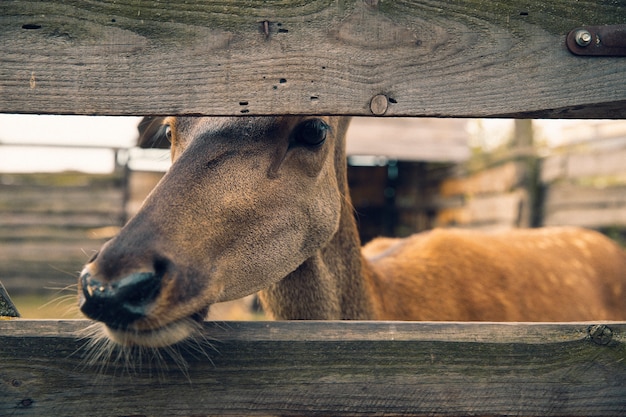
[
  {"left": 1, "top": 0, "right": 626, "bottom": 416},
  {"left": 0, "top": 171, "right": 125, "bottom": 294},
  {"left": 2, "top": 320, "right": 626, "bottom": 417},
  {"left": 437, "top": 160, "right": 533, "bottom": 230},
  {"left": 542, "top": 146, "right": 626, "bottom": 230}
]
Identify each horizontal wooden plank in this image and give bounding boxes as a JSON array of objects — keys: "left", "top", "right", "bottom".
[
  {"left": 0, "top": 225, "right": 120, "bottom": 242},
  {"left": 346, "top": 118, "right": 469, "bottom": 162},
  {"left": 542, "top": 174, "right": 626, "bottom": 229},
  {"left": 1, "top": 320, "right": 625, "bottom": 416},
  {"left": 540, "top": 154, "right": 568, "bottom": 183},
  {"left": 565, "top": 150, "right": 626, "bottom": 180},
  {"left": 0, "top": 172, "right": 123, "bottom": 187},
  {"left": 0, "top": 241, "right": 102, "bottom": 261},
  {"left": 1, "top": 1, "right": 626, "bottom": 117},
  {"left": 0, "top": 213, "right": 123, "bottom": 228},
  {"left": 543, "top": 207, "right": 626, "bottom": 228},
  {"left": 544, "top": 183, "right": 626, "bottom": 209},
  {"left": 0, "top": 275, "right": 79, "bottom": 296},
  {"left": 541, "top": 149, "right": 626, "bottom": 183},
  {"left": 436, "top": 189, "right": 526, "bottom": 227},
  {"left": 0, "top": 188, "right": 124, "bottom": 214},
  {"left": 0, "top": 240, "right": 102, "bottom": 293},
  {"left": 440, "top": 161, "right": 528, "bottom": 197}
]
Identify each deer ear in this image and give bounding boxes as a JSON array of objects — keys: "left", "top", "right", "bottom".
[
  {"left": 292, "top": 119, "right": 329, "bottom": 148},
  {"left": 137, "top": 116, "right": 171, "bottom": 149}
]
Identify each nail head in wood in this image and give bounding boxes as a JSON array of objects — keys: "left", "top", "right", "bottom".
[
  {"left": 369, "top": 94, "right": 389, "bottom": 116},
  {"left": 588, "top": 324, "right": 613, "bottom": 345}
]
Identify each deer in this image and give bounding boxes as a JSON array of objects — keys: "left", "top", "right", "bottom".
[{"left": 78, "top": 116, "right": 626, "bottom": 349}]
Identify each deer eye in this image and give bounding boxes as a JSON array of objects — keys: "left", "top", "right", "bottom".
[
  {"left": 292, "top": 119, "right": 329, "bottom": 147},
  {"left": 164, "top": 125, "right": 172, "bottom": 142}
]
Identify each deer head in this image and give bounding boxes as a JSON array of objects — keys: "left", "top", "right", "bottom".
[{"left": 79, "top": 116, "right": 353, "bottom": 347}]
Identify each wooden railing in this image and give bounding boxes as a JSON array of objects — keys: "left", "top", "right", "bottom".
[
  {"left": 1, "top": 1, "right": 626, "bottom": 416},
  {"left": 2, "top": 320, "right": 626, "bottom": 416}
]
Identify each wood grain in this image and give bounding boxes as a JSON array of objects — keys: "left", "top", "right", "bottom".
[
  {"left": 1, "top": 320, "right": 625, "bottom": 416},
  {"left": 1, "top": 1, "right": 625, "bottom": 117}
]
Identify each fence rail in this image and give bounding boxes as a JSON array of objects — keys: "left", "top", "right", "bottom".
[
  {"left": 2, "top": 0, "right": 626, "bottom": 416},
  {"left": 1, "top": 320, "right": 626, "bottom": 417},
  {"left": 2, "top": 0, "right": 626, "bottom": 118}
]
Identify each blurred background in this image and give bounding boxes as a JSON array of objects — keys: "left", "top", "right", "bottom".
[{"left": 2, "top": 115, "right": 625, "bottom": 319}]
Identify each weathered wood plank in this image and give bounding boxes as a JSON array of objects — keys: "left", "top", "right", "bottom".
[
  {"left": 0, "top": 241, "right": 102, "bottom": 294},
  {"left": 441, "top": 161, "right": 528, "bottom": 197},
  {"left": 544, "top": 183, "right": 626, "bottom": 208},
  {"left": 436, "top": 189, "right": 527, "bottom": 228},
  {"left": 544, "top": 207, "right": 626, "bottom": 228},
  {"left": 0, "top": 225, "right": 118, "bottom": 242},
  {"left": 1, "top": 1, "right": 625, "bottom": 117},
  {"left": 346, "top": 118, "right": 470, "bottom": 162},
  {"left": 0, "top": 188, "right": 124, "bottom": 214},
  {"left": 541, "top": 149, "right": 626, "bottom": 183},
  {"left": 541, "top": 154, "right": 568, "bottom": 183},
  {"left": 0, "top": 171, "right": 125, "bottom": 293},
  {"left": 1, "top": 320, "right": 625, "bottom": 416}
]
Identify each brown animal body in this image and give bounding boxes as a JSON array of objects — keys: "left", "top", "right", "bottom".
[{"left": 78, "top": 116, "right": 626, "bottom": 348}]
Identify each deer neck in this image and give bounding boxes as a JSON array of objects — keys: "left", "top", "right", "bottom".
[
  {"left": 259, "top": 201, "right": 380, "bottom": 320},
  {"left": 259, "top": 118, "right": 381, "bottom": 319}
]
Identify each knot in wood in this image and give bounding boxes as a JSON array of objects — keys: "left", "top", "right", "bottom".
[{"left": 588, "top": 324, "right": 613, "bottom": 345}]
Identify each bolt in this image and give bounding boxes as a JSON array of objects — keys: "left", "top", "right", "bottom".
[
  {"left": 575, "top": 29, "right": 592, "bottom": 47},
  {"left": 588, "top": 324, "right": 613, "bottom": 345},
  {"left": 370, "top": 94, "right": 389, "bottom": 116}
]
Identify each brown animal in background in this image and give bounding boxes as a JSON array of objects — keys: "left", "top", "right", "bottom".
[{"left": 78, "top": 116, "right": 626, "bottom": 348}]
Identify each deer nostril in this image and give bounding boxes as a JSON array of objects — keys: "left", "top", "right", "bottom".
[{"left": 79, "top": 270, "right": 163, "bottom": 328}]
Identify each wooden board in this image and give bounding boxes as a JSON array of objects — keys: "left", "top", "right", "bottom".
[
  {"left": 540, "top": 163, "right": 626, "bottom": 228},
  {"left": 440, "top": 161, "right": 528, "bottom": 197},
  {"left": 346, "top": 118, "right": 469, "bottom": 162},
  {"left": 544, "top": 207, "right": 626, "bottom": 228},
  {"left": 0, "top": 173, "right": 125, "bottom": 293},
  {"left": 542, "top": 149, "right": 626, "bottom": 183},
  {"left": 1, "top": 1, "right": 626, "bottom": 117},
  {"left": 1, "top": 320, "right": 625, "bottom": 417},
  {"left": 544, "top": 183, "right": 626, "bottom": 208},
  {"left": 436, "top": 189, "right": 527, "bottom": 228}
]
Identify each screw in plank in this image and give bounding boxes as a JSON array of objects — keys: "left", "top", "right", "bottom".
[
  {"left": 575, "top": 29, "right": 592, "bottom": 47},
  {"left": 588, "top": 324, "right": 613, "bottom": 345},
  {"left": 370, "top": 94, "right": 389, "bottom": 116}
]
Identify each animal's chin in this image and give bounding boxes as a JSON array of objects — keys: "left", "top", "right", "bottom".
[{"left": 102, "top": 312, "right": 206, "bottom": 348}]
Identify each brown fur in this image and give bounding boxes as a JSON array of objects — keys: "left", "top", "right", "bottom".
[
  {"left": 80, "top": 116, "right": 626, "bottom": 347},
  {"left": 363, "top": 227, "right": 626, "bottom": 321}
]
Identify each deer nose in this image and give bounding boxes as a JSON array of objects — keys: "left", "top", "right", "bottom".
[{"left": 79, "top": 270, "right": 162, "bottom": 328}]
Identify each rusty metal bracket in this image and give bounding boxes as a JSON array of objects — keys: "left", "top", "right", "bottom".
[
  {"left": 566, "top": 24, "right": 626, "bottom": 56},
  {"left": 0, "top": 280, "right": 20, "bottom": 318}
]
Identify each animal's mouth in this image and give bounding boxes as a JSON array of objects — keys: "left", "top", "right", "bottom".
[{"left": 102, "top": 310, "right": 207, "bottom": 348}]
